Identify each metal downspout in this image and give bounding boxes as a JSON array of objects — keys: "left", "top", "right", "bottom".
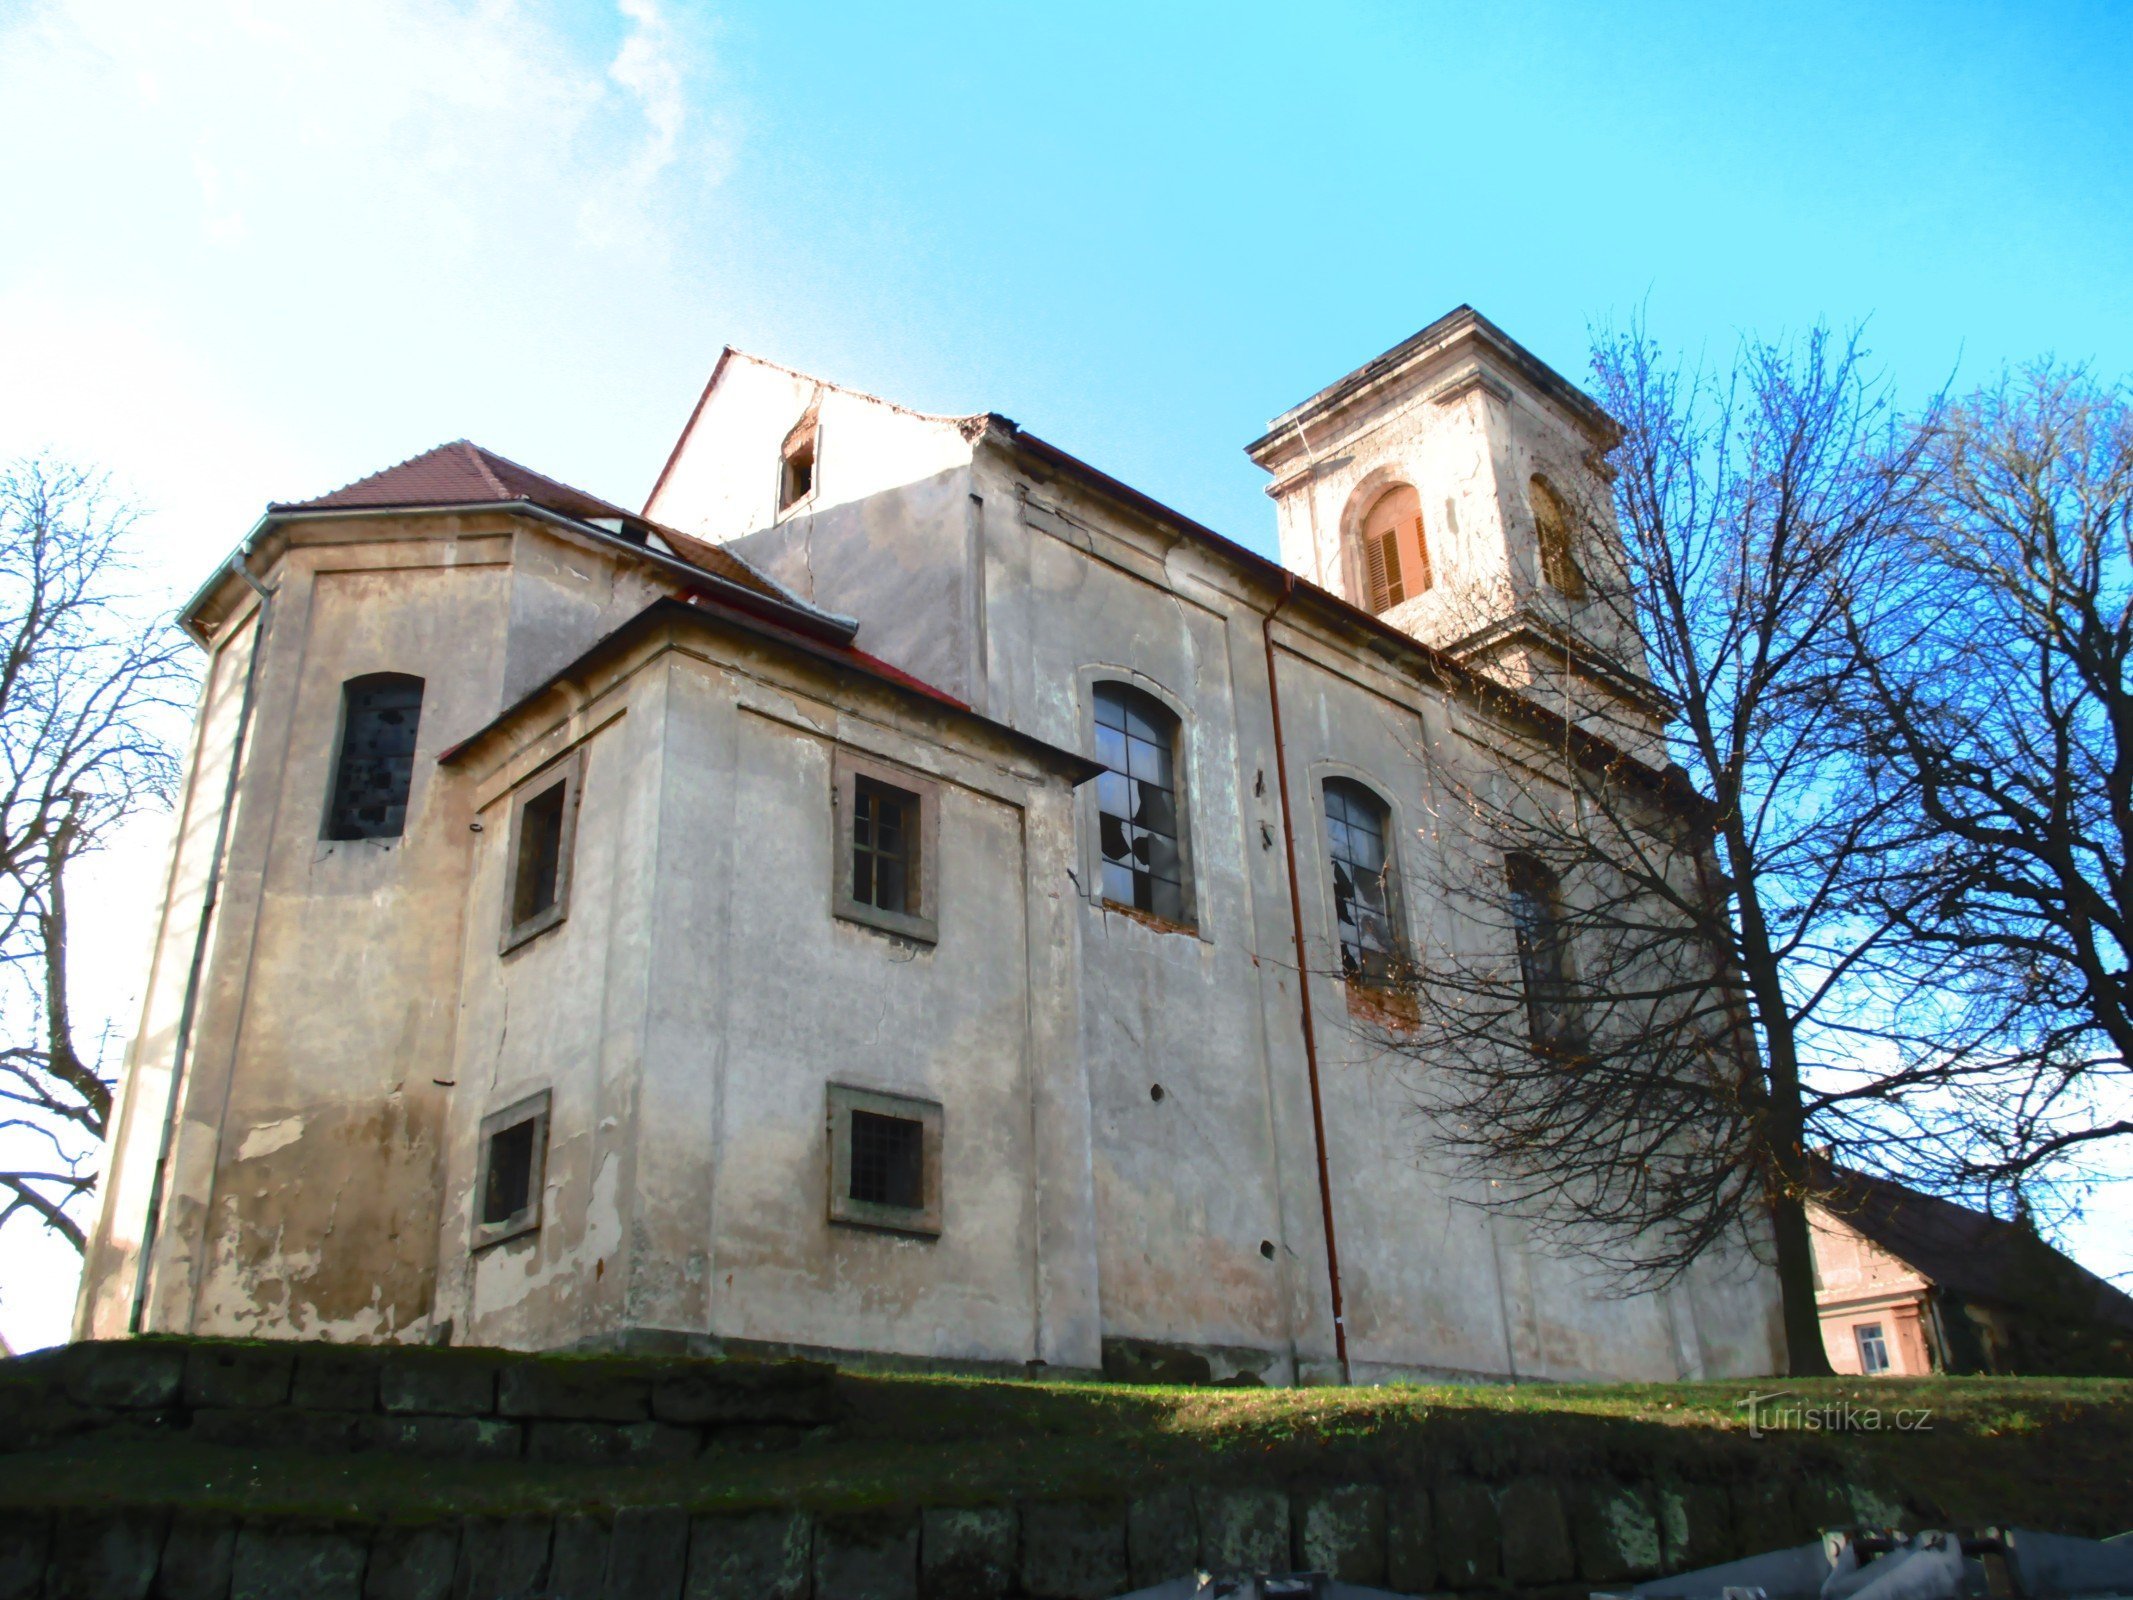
[
  {"left": 128, "top": 552, "right": 274, "bottom": 1333},
  {"left": 1262, "top": 574, "right": 1350, "bottom": 1383}
]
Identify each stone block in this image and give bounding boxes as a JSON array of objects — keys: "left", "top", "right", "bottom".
[
  {"left": 449, "top": 1516, "right": 551, "bottom": 1600},
  {"left": 1498, "top": 1477, "right": 1574, "bottom": 1586},
  {"left": 184, "top": 1345, "right": 294, "bottom": 1411},
  {"left": 0, "top": 1511, "right": 49, "bottom": 1600},
  {"left": 1568, "top": 1482, "right": 1661, "bottom": 1582},
  {"left": 1018, "top": 1501, "right": 1127, "bottom": 1600},
  {"left": 1385, "top": 1485, "right": 1434, "bottom": 1593},
  {"left": 362, "top": 1415, "right": 522, "bottom": 1463},
  {"left": 652, "top": 1366, "right": 838, "bottom": 1428},
  {"left": 230, "top": 1528, "right": 365, "bottom": 1600},
  {"left": 1297, "top": 1484, "right": 1386, "bottom": 1585},
  {"left": 193, "top": 1407, "right": 369, "bottom": 1454},
  {"left": 47, "top": 1507, "right": 165, "bottom": 1599},
  {"left": 1658, "top": 1482, "right": 1732, "bottom": 1572},
  {"left": 523, "top": 1420, "right": 695, "bottom": 1465},
  {"left": 363, "top": 1525, "right": 457, "bottom": 1600},
  {"left": 496, "top": 1361, "right": 650, "bottom": 1424},
  {"left": 378, "top": 1353, "right": 494, "bottom": 1418},
  {"left": 66, "top": 1341, "right": 185, "bottom": 1410},
  {"left": 291, "top": 1348, "right": 381, "bottom": 1413},
  {"left": 153, "top": 1513, "right": 236, "bottom": 1600},
  {"left": 1193, "top": 1488, "right": 1287, "bottom": 1574},
  {"left": 1433, "top": 1479, "right": 1499, "bottom": 1588},
  {"left": 1729, "top": 1480, "right": 1796, "bottom": 1556},
  {"left": 684, "top": 1511, "right": 810, "bottom": 1600},
  {"left": 601, "top": 1507, "right": 689, "bottom": 1600},
  {"left": 545, "top": 1517, "right": 610, "bottom": 1598},
  {"left": 920, "top": 1507, "right": 1015, "bottom": 1600},
  {"left": 813, "top": 1511, "right": 917, "bottom": 1600},
  {"left": 1126, "top": 1488, "right": 1197, "bottom": 1588}
]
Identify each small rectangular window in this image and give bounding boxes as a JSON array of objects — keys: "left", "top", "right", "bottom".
[
  {"left": 779, "top": 417, "right": 818, "bottom": 513},
  {"left": 831, "top": 750, "right": 939, "bottom": 944},
  {"left": 473, "top": 1089, "right": 550, "bottom": 1250},
  {"left": 852, "top": 775, "right": 917, "bottom": 915},
  {"left": 1856, "top": 1322, "right": 1891, "bottom": 1375},
  {"left": 827, "top": 1083, "right": 942, "bottom": 1237},
  {"left": 500, "top": 754, "right": 582, "bottom": 952}
]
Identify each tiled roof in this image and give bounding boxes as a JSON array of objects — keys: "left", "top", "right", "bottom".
[
  {"left": 271, "top": 440, "right": 795, "bottom": 608},
  {"left": 1820, "top": 1165, "right": 2133, "bottom": 1333}
]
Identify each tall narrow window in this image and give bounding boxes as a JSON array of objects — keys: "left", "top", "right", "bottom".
[
  {"left": 325, "top": 674, "right": 424, "bottom": 840},
  {"left": 852, "top": 775, "right": 917, "bottom": 915},
  {"left": 1530, "top": 475, "right": 1585, "bottom": 600},
  {"left": 501, "top": 756, "right": 581, "bottom": 951},
  {"left": 1324, "top": 779, "right": 1403, "bottom": 987},
  {"left": 1856, "top": 1322, "right": 1891, "bottom": 1375},
  {"left": 1093, "top": 682, "right": 1188, "bottom": 924},
  {"left": 1507, "top": 851, "right": 1580, "bottom": 1053},
  {"left": 1359, "top": 484, "right": 1431, "bottom": 615},
  {"left": 779, "top": 413, "right": 818, "bottom": 513}
]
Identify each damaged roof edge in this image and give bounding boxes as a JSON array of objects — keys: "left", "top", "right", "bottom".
[
  {"left": 437, "top": 594, "right": 1106, "bottom": 786},
  {"left": 176, "top": 499, "right": 861, "bottom": 650},
  {"left": 984, "top": 420, "right": 1707, "bottom": 823}
]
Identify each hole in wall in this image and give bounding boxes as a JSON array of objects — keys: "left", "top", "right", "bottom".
[
  {"left": 1260, "top": 1239, "right": 1277, "bottom": 1260},
  {"left": 1149, "top": 1084, "right": 1165, "bottom": 1103}
]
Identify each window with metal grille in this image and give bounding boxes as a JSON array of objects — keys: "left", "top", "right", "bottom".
[
  {"left": 513, "top": 780, "right": 568, "bottom": 926},
  {"left": 1325, "top": 779, "right": 1403, "bottom": 987},
  {"left": 325, "top": 674, "right": 424, "bottom": 840},
  {"left": 1094, "top": 682, "right": 1188, "bottom": 923},
  {"left": 852, "top": 775, "right": 917, "bottom": 915},
  {"left": 1507, "top": 851, "right": 1581, "bottom": 1053},
  {"left": 1358, "top": 484, "right": 1431, "bottom": 615},
  {"left": 848, "top": 1109, "right": 924, "bottom": 1209},
  {"left": 1855, "top": 1322, "right": 1891, "bottom": 1374},
  {"left": 1530, "top": 475, "right": 1585, "bottom": 599}
]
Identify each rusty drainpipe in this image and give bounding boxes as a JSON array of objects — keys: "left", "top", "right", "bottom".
[{"left": 1262, "top": 573, "right": 1349, "bottom": 1383}]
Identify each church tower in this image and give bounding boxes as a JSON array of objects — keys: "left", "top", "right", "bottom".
[{"left": 1246, "top": 306, "right": 1667, "bottom": 755}]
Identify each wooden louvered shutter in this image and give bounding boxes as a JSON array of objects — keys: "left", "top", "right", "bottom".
[
  {"left": 1367, "top": 528, "right": 1405, "bottom": 612},
  {"left": 1406, "top": 509, "right": 1431, "bottom": 592},
  {"left": 1359, "top": 484, "right": 1424, "bottom": 614}
]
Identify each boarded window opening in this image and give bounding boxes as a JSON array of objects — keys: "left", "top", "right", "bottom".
[
  {"left": 1093, "top": 682, "right": 1189, "bottom": 924},
  {"left": 779, "top": 418, "right": 818, "bottom": 512},
  {"left": 1530, "top": 475, "right": 1586, "bottom": 599},
  {"left": 325, "top": 674, "right": 424, "bottom": 840},
  {"left": 853, "top": 775, "right": 918, "bottom": 915},
  {"left": 513, "top": 780, "right": 568, "bottom": 926},
  {"left": 1325, "top": 778, "right": 1403, "bottom": 988},
  {"left": 1358, "top": 484, "right": 1431, "bottom": 615},
  {"left": 848, "top": 1109, "right": 925, "bottom": 1209}
]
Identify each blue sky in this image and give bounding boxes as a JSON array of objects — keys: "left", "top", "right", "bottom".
[{"left": 0, "top": 0, "right": 2128, "bottom": 1345}]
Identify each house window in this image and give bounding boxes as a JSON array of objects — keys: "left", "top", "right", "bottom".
[
  {"left": 1093, "top": 682, "right": 1189, "bottom": 924},
  {"left": 473, "top": 1089, "right": 550, "bottom": 1250},
  {"left": 1507, "top": 851, "right": 1580, "bottom": 1053},
  {"left": 852, "top": 775, "right": 917, "bottom": 915},
  {"left": 1358, "top": 484, "right": 1431, "bottom": 615},
  {"left": 325, "top": 674, "right": 424, "bottom": 840},
  {"left": 779, "top": 414, "right": 818, "bottom": 513},
  {"left": 832, "top": 750, "right": 940, "bottom": 944},
  {"left": 1530, "top": 475, "right": 1586, "bottom": 600},
  {"left": 827, "top": 1083, "right": 942, "bottom": 1237},
  {"left": 500, "top": 755, "right": 582, "bottom": 952},
  {"left": 1856, "top": 1322, "right": 1891, "bottom": 1374},
  {"left": 1324, "top": 779, "right": 1404, "bottom": 988}
]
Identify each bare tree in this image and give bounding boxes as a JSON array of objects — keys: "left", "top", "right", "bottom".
[
  {"left": 1380, "top": 325, "right": 1960, "bottom": 1375},
  {"left": 0, "top": 459, "right": 191, "bottom": 1251},
  {"left": 1843, "top": 367, "right": 2133, "bottom": 1205}
]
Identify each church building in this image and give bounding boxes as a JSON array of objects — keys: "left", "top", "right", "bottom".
[{"left": 73, "top": 307, "right": 1786, "bottom": 1383}]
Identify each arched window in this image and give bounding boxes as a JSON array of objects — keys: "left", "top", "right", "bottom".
[
  {"left": 1529, "top": 475, "right": 1585, "bottom": 600},
  {"left": 1506, "top": 851, "right": 1581, "bottom": 1053},
  {"left": 1324, "top": 779, "right": 1403, "bottom": 986},
  {"left": 1092, "top": 682, "right": 1189, "bottom": 923},
  {"left": 1357, "top": 484, "right": 1431, "bottom": 615},
  {"left": 325, "top": 673, "right": 424, "bottom": 841}
]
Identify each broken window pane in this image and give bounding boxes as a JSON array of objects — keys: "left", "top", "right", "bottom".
[
  {"left": 1094, "top": 682, "right": 1187, "bottom": 922},
  {"left": 849, "top": 1108, "right": 924, "bottom": 1209},
  {"left": 853, "top": 775, "right": 918, "bottom": 914},
  {"left": 1325, "top": 779, "right": 1401, "bottom": 986},
  {"left": 325, "top": 674, "right": 424, "bottom": 841},
  {"left": 1507, "top": 851, "right": 1581, "bottom": 1053}
]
